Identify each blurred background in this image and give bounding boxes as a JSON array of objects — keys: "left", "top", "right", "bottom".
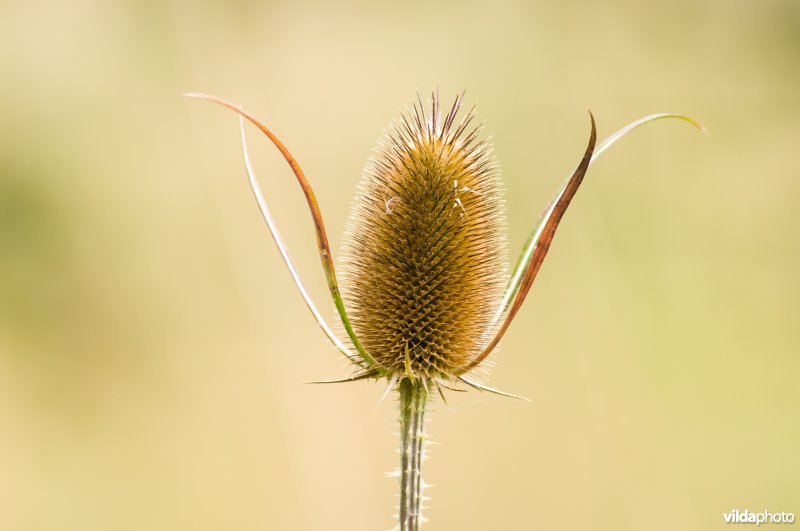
[{"left": 1, "top": 0, "right": 798, "bottom": 529}]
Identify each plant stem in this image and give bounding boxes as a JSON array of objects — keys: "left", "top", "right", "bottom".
[{"left": 399, "top": 377, "right": 429, "bottom": 531}]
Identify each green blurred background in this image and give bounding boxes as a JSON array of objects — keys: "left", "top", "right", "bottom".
[{"left": 1, "top": 0, "right": 798, "bottom": 529}]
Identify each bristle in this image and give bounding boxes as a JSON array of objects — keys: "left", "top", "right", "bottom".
[{"left": 340, "top": 91, "right": 507, "bottom": 379}]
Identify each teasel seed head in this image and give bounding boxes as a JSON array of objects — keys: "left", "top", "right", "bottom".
[{"left": 339, "top": 92, "right": 507, "bottom": 381}]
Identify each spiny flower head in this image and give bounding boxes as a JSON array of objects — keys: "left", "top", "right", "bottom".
[{"left": 340, "top": 93, "right": 506, "bottom": 380}]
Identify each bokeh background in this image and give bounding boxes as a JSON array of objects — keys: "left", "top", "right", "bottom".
[{"left": 1, "top": 0, "right": 798, "bottom": 529}]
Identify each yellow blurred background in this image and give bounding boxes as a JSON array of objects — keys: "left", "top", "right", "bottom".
[{"left": 1, "top": 0, "right": 798, "bottom": 529}]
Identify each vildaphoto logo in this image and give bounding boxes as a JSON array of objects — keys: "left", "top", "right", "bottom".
[{"left": 724, "top": 510, "right": 795, "bottom": 525}]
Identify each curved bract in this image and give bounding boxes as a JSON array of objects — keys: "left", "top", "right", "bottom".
[
  {"left": 477, "top": 112, "right": 706, "bottom": 372},
  {"left": 236, "top": 116, "right": 356, "bottom": 362},
  {"left": 463, "top": 112, "right": 597, "bottom": 372},
  {"left": 184, "top": 92, "right": 384, "bottom": 375}
]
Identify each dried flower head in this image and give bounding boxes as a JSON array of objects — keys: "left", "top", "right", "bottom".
[
  {"left": 340, "top": 93, "right": 506, "bottom": 381},
  {"left": 187, "top": 89, "right": 703, "bottom": 530}
]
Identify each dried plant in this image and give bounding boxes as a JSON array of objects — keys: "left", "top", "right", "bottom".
[{"left": 186, "top": 90, "right": 703, "bottom": 530}]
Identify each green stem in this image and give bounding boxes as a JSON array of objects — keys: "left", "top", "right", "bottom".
[{"left": 399, "top": 378, "right": 429, "bottom": 531}]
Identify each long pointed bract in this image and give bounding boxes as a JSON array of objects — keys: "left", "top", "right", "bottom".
[
  {"left": 238, "top": 118, "right": 357, "bottom": 362},
  {"left": 458, "top": 375, "right": 531, "bottom": 401},
  {"left": 185, "top": 92, "right": 384, "bottom": 374},
  {"left": 593, "top": 113, "right": 705, "bottom": 160},
  {"left": 493, "top": 113, "right": 705, "bottom": 325},
  {"left": 303, "top": 371, "right": 380, "bottom": 385},
  {"left": 463, "top": 112, "right": 597, "bottom": 372}
]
